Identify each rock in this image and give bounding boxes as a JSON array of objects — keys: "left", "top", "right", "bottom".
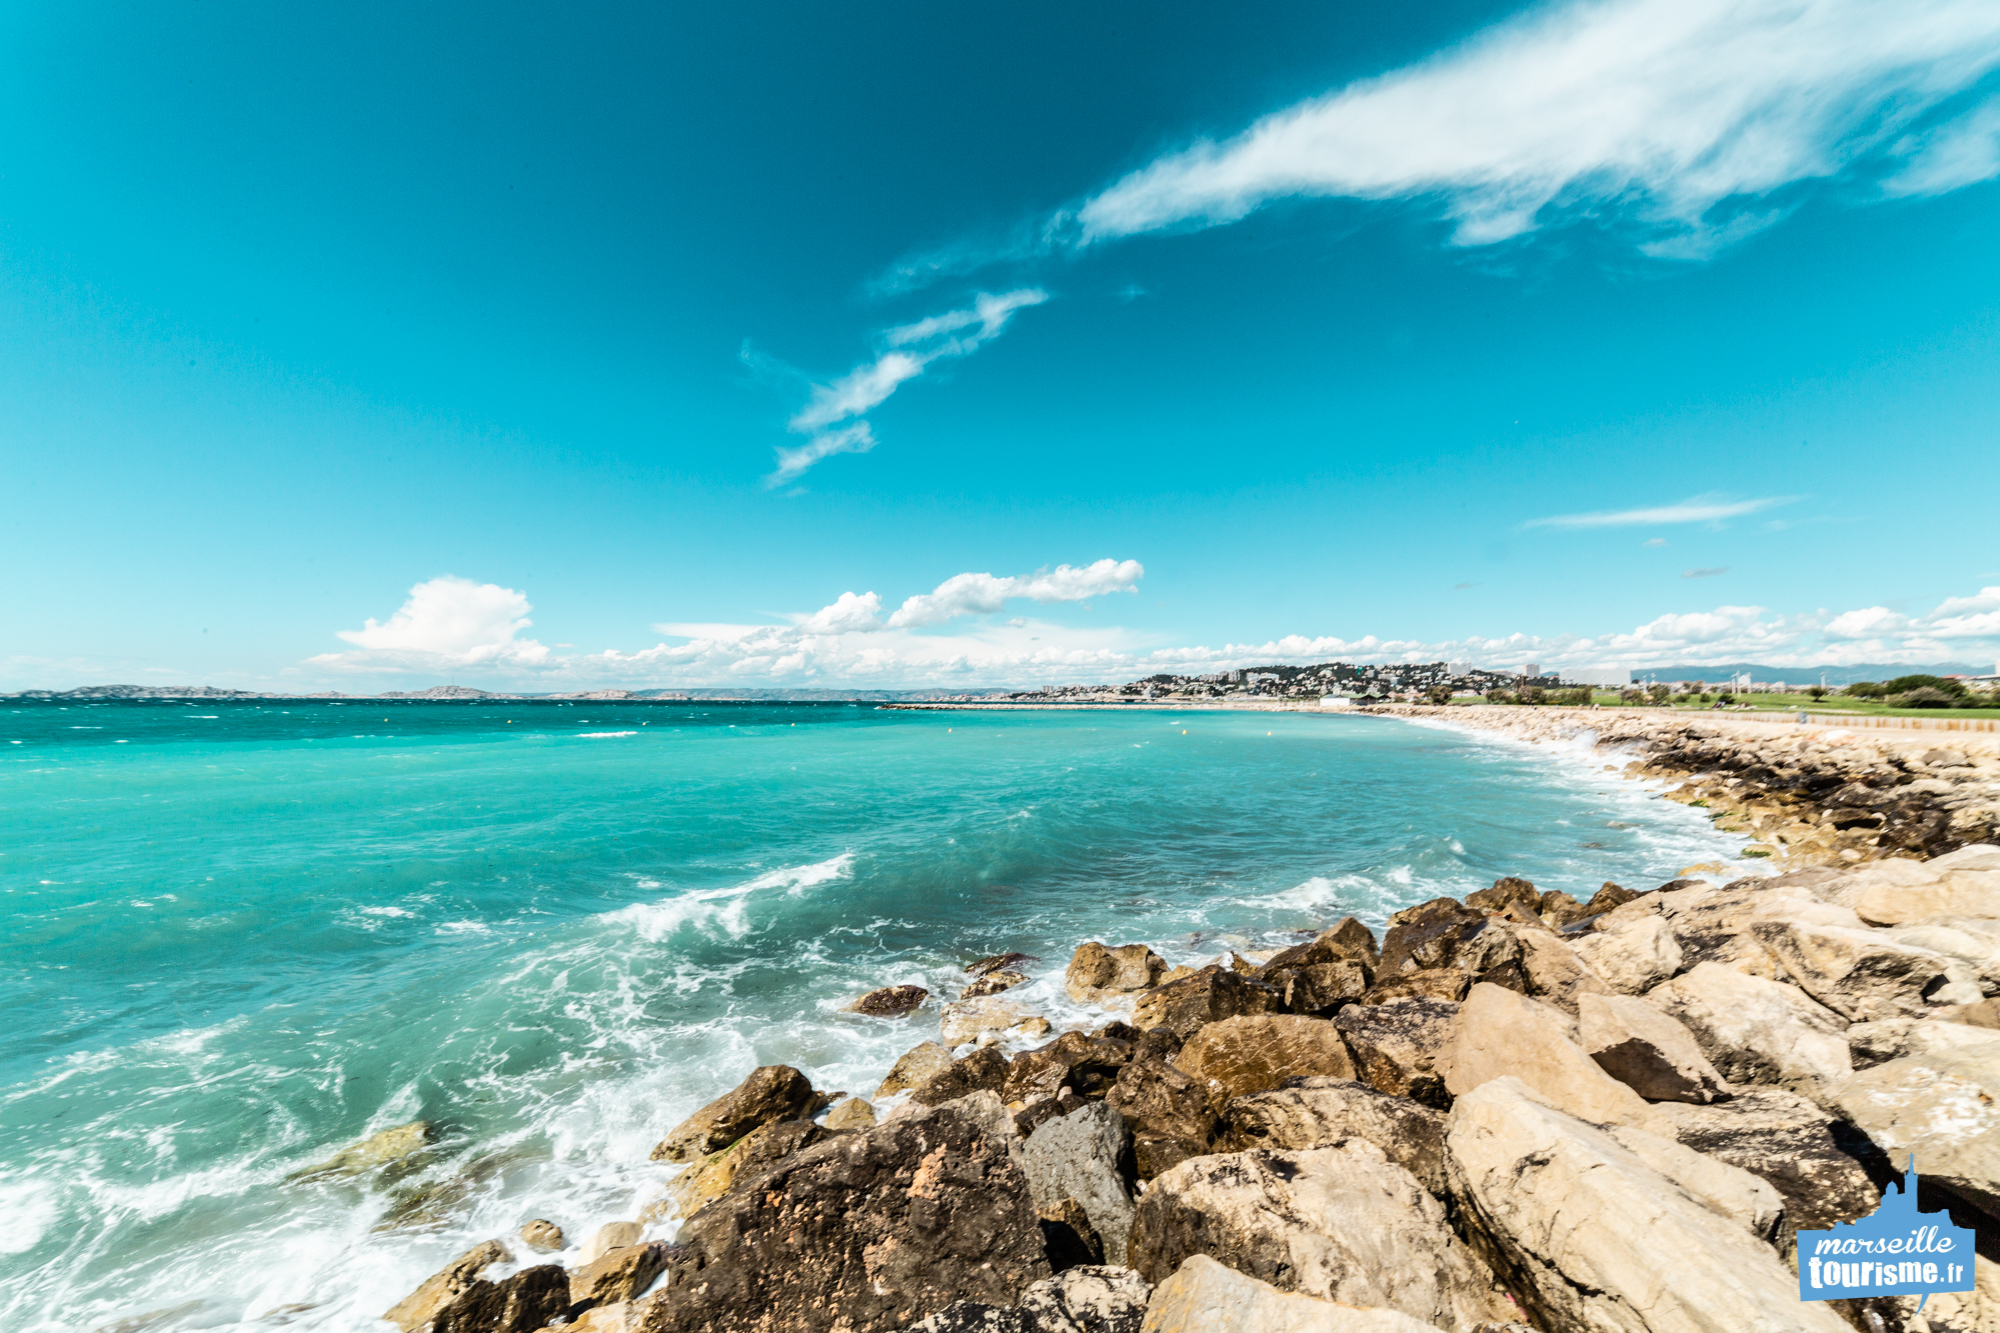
[
  {"left": 1444, "top": 983, "right": 1659, "bottom": 1127},
  {"left": 1004, "top": 1031, "right": 1136, "bottom": 1103},
  {"left": 1333, "top": 998, "right": 1459, "bottom": 1109},
  {"left": 1444, "top": 1078, "right": 1850, "bottom": 1333},
  {"left": 582, "top": 1220, "right": 645, "bottom": 1263},
  {"left": 852, "top": 985, "right": 931, "bottom": 1017},
  {"left": 1646, "top": 962, "right": 1853, "bottom": 1092},
  {"left": 1376, "top": 898, "right": 1488, "bottom": 976},
  {"left": 650, "top": 1065, "right": 819, "bottom": 1163},
  {"left": 1932, "top": 843, "right": 2000, "bottom": 872},
  {"left": 1569, "top": 916, "right": 1684, "bottom": 995},
  {"left": 381, "top": 1239, "right": 506, "bottom": 1332},
  {"left": 1262, "top": 961, "right": 1371, "bottom": 1015},
  {"left": 896, "top": 1265, "right": 1150, "bottom": 1333},
  {"left": 1938, "top": 996, "right": 2000, "bottom": 1028},
  {"left": 1129, "top": 967, "right": 1280, "bottom": 1039},
  {"left": 1038, "top": 1197, "right": 1104, "bottom": 1271},
  {"left": 824, "top": 1096, "right": 877, "bottom": 1130},
  {"left": 1220, "top": 1076, "right": 1446, "bottom": 1195},
  {"left": 968, "top": 952, "right": 1035, "bottom": 977},
  {"left": 943, "top": 996, "right": 1049, "bottom": 1046},
  {"left": 878, "top": 1041, "right": 957, "bottom": 1099},
  {"left": 910, "top": 1046, "right": 1010, "bottom": 1106},
  {"left": 1584, "top": 881, "right": 1644, "bottom": 915},
  {"left": 1855, "top": 868, "right": 2000, "bottom": 925},
  {"left": 1750, "top": 919, "right": 1968, "bottom": 1021},
  {"left": 1578, "top": 993, "right": 1726, "bottom": 1104},
  {"left": 288, "top": 1119, "right": 435, "bottom": 1182},
  {"left": 1020, "top": 1103, "right": 1136, "bottom": 1265},
  {"left": 962, "top": 970, "right": 1030, "bottom": 999},
  {"left": 1066, "top": 943, "right": 1167, "bottom": 1004},
  {"left": 425, "top": 1264, "right": 571, "bottom": 1333},
  {"left": 641, "top": 1094, "right": 1051, "bottom": 1333},
  {"left": 1357, "top": 967, "right": 1468, "bottom": 1005},
  {"left": 1016, "top": 1089, "right": 1091, "bottom": 1139},
  {"left": 1257, "top": 917, "right": 1380, "bottom": 973},
  {"left": 1138, "top": 1255, "right": 1436, "bottom": 1333},
  {"left": 1537, "top": 889, "right": 1591, "bottom": 929},
  {"left": 1468, "top": 875, "right": 1541, "bottom": 916},
  {"left": 1885, "top": 914, "right": 2000, "bottom": 993},
  {"left": 1844, "top": 1016, "right": 2000, "bottom": 1067},
  {"left": 1515, "top": 931, "right": 1608, "bottom": 1015},
  {"left": 516, "top": 1219, "right": 563, "bottom": 1252},
  {"left": 1104, "top": 1059, "right": 1218, "bottom": 1180},
  {"left": 1172, "top": 1015, "right": 1355, "bottom": 1108},
  {"left": 1647, "top": 1089, "right": 1888, "bottom": 1234},
  {"left": 1829, "top": 1046, "right": 2000, "bottom": 1219},
  {"left": 571, "top": 1242, "right": 670, "bottom": 1308},
  {"left": 562, "top": 1303, "right": 641, "bottom": 1333},
  {"left": 1595, "top": 1122, "right": 1785, "bottom": 1244},
  {"left": 1127, "top": 1141, "right": 1508, "bottom": 1329},
  {"left": 665, "top": 1119, "right": 829, "bottom": 1216}
]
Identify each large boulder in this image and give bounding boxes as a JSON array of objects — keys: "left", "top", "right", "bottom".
[
  {"left": 1261, "top": 961, "right": 1371, "bottom": 1016},
  {"left": 851, "top": 985, "right": 930, "bottom": 1017},
  {"left": 1127, "top": 1141, "right": 1508, "bottom": 1328},
  {"left": 1357, "top": 968, "right": 1469, "bottom": 1006},
  {"left": 639, "top": 1093, "right": 1051, "bottom": 1333},
  {"left": 878, "top": 1041, "right": 957, "bottom": 1099},
  {"left": 1005, "top": 1031, "right": 1136, "bottom": 1103},
  {"left": 650, "top": 1065, "right": 819, "bottom": 1163},
  {"left": 1444, "top": 1078, "right": 1851, "bottom": 1333},
  {"left": 1750, "top": 919, "right": 1973, "bottom": 1020},
  {"left": 1019, "top": 1103, "right": 1136, "bottom": 1266},
  {"left": 1885, "top": 917, "right": 2000, "bottom": 992},
  {"left": 1258, "top": 916, "right": 1380, "bottom": 972},
  {"left": 897, "top": 1264, "right": 1151, "bottom": 1332},
  {"left": 1376, "top": 898, "right": 1489, "bottom": 976},
  {"left": 1844, "top": 1016, "right": 2000, "bottom": 1068},
  {"left": 1104, "top": 1059, "right": 1218, "bottom": 1180},
  {"left": 1138, "top": 1255, "right": 1436, "bottom": 1333},
  {"left": 1172, "top": 1015, "right": 1354, "bottom": 1107},
  {"left": 1332, "top": 998, "right": 1458, "bottom": 1109},
  {"left": 1444, "top": 983, "right": 1659, "bottom": 1128},
  {"left": 1828, "top": 1046, "right": 2000, "bottom": 1220},
  {"left": 1568, "top": 916, "right": 1683, "bottom": 994},
  {"left": 422, "top": 1265, "right": 571, "bottom": 1333},
  {"left": 943, "top": 996, "right": 1051, "bottom": 1046},
  {"left": 1066, "top": 943, "right": 1167, "bottom": 1004},
  {"left": 1130, "top": 968, "right": 1280, "bottom": 1039},
  {"left": 1515, "top": 931, "right": 1608, "bottom": 1016},
  {"left": 664, "top": 1118, "right": 828, "bottom": 1216},
  {"left": 1220, "top": 1076, "right": 1447, "bottom": 1196},
  {"left": 381, "top": 1240, "right": 505, "bottom": 1332},
  {"left": 288, "top": 1119, "right": 435, "bottom": 1183},
  {"left": 570, "top": 1242, "right": 671, "bottom": 1309},
  {"left": 1853, "top": 866, "right": 2000, "bottom": 925},
  {"left": 1578, "top": 993, "right": 1726, "bottom": 1105},
  {"left": 1646, "top": 1089, "right": 1887, "bottom": 1236},
  {"left": 909, "top": 1047, "right": 1010, "bottom": 1106},
  {"left": 1645, "top": 962, "right": 1852, "bottom": 1092}
]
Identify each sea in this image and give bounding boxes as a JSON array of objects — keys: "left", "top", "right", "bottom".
[{"left": 0, "top": 699, "right": 1760, "bottom": 1333}]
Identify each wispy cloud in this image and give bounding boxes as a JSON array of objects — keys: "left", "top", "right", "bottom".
[
  {"left": 765, "top": 289, "right": 1047, "bottom": 485},
  {"left": 1526, "top": 494, "right": 1792, "bottom": 529},
  {"left": 1682, "top": 566, "right": 1730, "bottom": 579}
]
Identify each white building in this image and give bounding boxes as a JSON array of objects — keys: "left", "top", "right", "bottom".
[{"left": 1562, "top": 665, "right": 1630, "bottom": 687}]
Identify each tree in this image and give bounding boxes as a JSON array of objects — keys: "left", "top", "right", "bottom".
[
  {"left": 1518, "top": 686, "right": 1547, "bottom": 706},
  {"left": 1426, "top": 685, "right": 1453, "bottom": 705},
  {"left": 1887, "top": 686, "right": 1955, "bottom": 709},
  {"left": 1485, "top": 689, "right": 1515, "bottom": 705},
  {"left": 1647, "top": 683, "right": 1671, "bottom": 704},
  {"left": 1844, "top": 681, "right": 1885, "bottom": 699},
  {"left": 1620, "top": 686, "right": 1645, "bottom": 704},
  {"left": 1806, "top": 685, "right": 1828, "bottom": 701}
]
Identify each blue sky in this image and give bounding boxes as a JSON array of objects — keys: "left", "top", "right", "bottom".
[{"left": 3, "top": 0, "right": 1999, "bottom": 690}]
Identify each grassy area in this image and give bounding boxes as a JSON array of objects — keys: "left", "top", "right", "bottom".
[{"left": 1608, "top": 691, "right": 2000, "bottom": 720}]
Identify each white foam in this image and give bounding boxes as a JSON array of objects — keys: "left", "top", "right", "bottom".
[
  {"left": 576, "top": 731, "right": 638, "bottom": 739},
  {"left": 359, "top": 906, "right": 413, "bottom": 917},
  {"left": 604, "top": 854, "right": 854, "bottom": 941}
]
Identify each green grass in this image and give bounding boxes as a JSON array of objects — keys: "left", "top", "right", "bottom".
[{"left": 1452, "top": 690, "right": 2000, "bottom": 720}]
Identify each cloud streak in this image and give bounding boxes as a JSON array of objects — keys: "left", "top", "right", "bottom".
[{"left": 1526, "top": 494, "right": 1792, "bottom": 529}]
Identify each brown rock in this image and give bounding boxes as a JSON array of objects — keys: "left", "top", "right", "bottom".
[
  {"left": 1037, "top": 1196, "right": 1104, "bottom": 1270},
  {"left": 876, "top": 1041, "right": 956, "bottom": 1099},
  {"left": 1130, "top": 966, "right": 1280, "bottom": 1039},
  {"left": 426, "top": 1264, "right": 570, "bottom": 1333},
  {"left": 966, "top": 952, "right": 1034, "bottom": 977},
  {"left": 1104, "top": 1058, "right": 1218, "bottom": 1179},
  {"left": 907, "top": 1045, "right": 1008, "bottom": 1106},
  {"left": 1584, "top": 881, "right": 1642, "bottom": 915},
  {"left": 381, "top": 1240, "right": 506, "bottom": 1332},
  {"left": 1334, "top": 998, "right": 1460, "bottom": 1109},
  {"left": 1467, "top": 876, "right": 1539, "bottom": 916},
  {"left": 1648, "top": 1089, "right": 1888, "bottom": 1237},
  {"left": 650, "top": 1066, "right": 819, "bottom": 1163},
  {"left": 1516, "top": 931, "right": 1608, "bottom": 1016},
  {"left": 1173, "top": 1015, "right": 1355, "bottom": 1108},
  {"left": 570, "top": 1243, "right": 670, "bottom": 1309},
  {"left": 823, "top": 1097, "right": 876, "bottom": 1130},
  {"left": 849, "top": 985, "right": 929, "bottom": 1017},
  {"left": 1003, "top": 1030, "right": 1134, "bottom": 1103},
  {"left": 1578, "top": 993, "right": 1726, "bottom": 1104},
  {"left": 1444, "top": 983, "right": 1658, "bottom": 1128},
  {"left": 1359, "top": 968, "right": 1469, "bottom": 1005},
  {"left": 1263, "top": 961, "right": 1371, "bottom": 1015},
  {"left": 516, "top": 1219, "right": 563, "bottom": 1253},
  {"left": 958, "top": 970, "right": 1027, "bottom": 999},
  {"left": 1064, "top": 942, "right": 1166, "bottom": 1003},
  {"left": 582, "top": 1221, "right": 644, "bottom": 1263},
  {"left": 1537, "top": 889, "right": 1591, "bottom": 929},
  {"left": 1221, "top": 1076, "right": 1447, "bottom": 1195},
  {"left": 638, "top": 1095, "right": 1050, "bottom": 1333},
  {"left": 665, "top": 1119, "right": 829, "bottom": 1216},
  {"left": 1377, "top": 898, "right": 1487, "bottom": 976},
  {"left": 1257, "top": 917, "right": 1380, "bottom": 973}
]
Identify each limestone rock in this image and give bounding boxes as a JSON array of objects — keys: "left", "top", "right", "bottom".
[
  {"left": 909, "top": 1046, "right": 1009, "bottom": 1106},
  {"left": 962, "top": 970, "right": 1029, "bottom": 999},
  {"left": 1066, "top": 943, "right": 1167, "bottom": 1004},
  {"left": 1037, "top": 1196, "right": 1104, "bottom": 1272},
  {"left": 1444, "top": 1078, "right": 1851, "bottom": 1333},
  {"left": 1886, "top": 916, "right": 2000, "bottom": 992},
  {"left": 943, "top": 996, "right": 1049, "bottom": 1046},
  {"left": 1377, "top": 898, "right": 1488, "bottom": 976},
  {"left": 1578, "top": 992, "right": 1726, "bottom": 1104},
  {"left": 1356, "top": 968, "right": 1469, "bottom": 1005},
  {"left": 1127, "top": 1141, "right": 1508, "bottom": 1329},
  {"left": 1855, "top": 868, "right": 2000, "bottom": 925},
  {"left": 1130, "top": 967, "right": 1279, "bottom": 1039},
  {"left": 1020, "top": 1103, "right": 1136, "bottom": 1265},
  {"left": 1646, "top": 962, "right": 1853, "bottom": 1091},
  {"left": 851, "top": 984, "right": 930, "bottom": 1017},
  {"left": 1844, "top": 1016, "right": 2000, "bottom": 1068},
  {"left": 1444, "top": 982, "right": 1658, "bottom": 1127},
  {"left": 1938, "top": 996, "right": 2000, "bottom": 1028},
  {"left": 381, "top": 1239, "right": 505, "bottom": 1332},
  {"left": 1647, "top": 1088, "right": 1887, "bottom": 1234},
  {"left": 1569, "top": 916, "right": 1683, "bottom": 994},
  {"left": 1333, "top": 998, "right": 1459, "bottom": 1109},
  {"left": 1467, "top": 875, "right": 1541, "bottom": 916},
  {"left": 582, "top": 1220, "right": 644, "bottom": 1263},
  {"left": 639, "top": 1095, "right": 1051, "bottom": 1333},
  {"left": 425, "top": 1264, "right": 570, "bottom": 1333},
  {"left": 665, "top": 1118, "right": 828, "bottom": 1216},
  {"left": 968, "top": 952, "right": 1035, "bottom": 977},
  {"left": 824, "top": 1096, "right": 877, "bottom": 1130},
  {"left": 1004, "top": 1030, "right": 1136, "bottom": 1103},
  {"left": 1537, "top": 888, "right": 1591, "bottom": 929},
  {"left": 516, "top": 1219, "right": 563, "bottom": 1252},
  {"left": 1596, "top": 1123, "right": 1785, "bottom": 1244},
  {"left": 571, "top": 1242, "right": 670, "bottom": 1308},
  {"left": 650, "top": 1065, "right": 819, "bottom": 1163},
  {"left": 1220, "top": 1076, "right": 1446, "bottom": 1196},
  {"left": 1256, "top": 917, "right": 1380, "bottom": 973},
  {"left": 1138, "top": 1255, "right": 1435, "bottom": 1333},
  {"left": 1750, "top": 919, "right": 1965, "bottom": 1021},
  {"left": 1515, "top": 930, "right": 1609, "bottom": 1015},
  {"left": 878, "top": 1040, "right": 957, "bottom": 1099},
  {"left": 1104, "top": 1059, "right": 1217, "bottom": 1180},
  {"left": 1829, "top": 1046, "right": 2000, "bottom": 1219},
  {"left": 1172, "top": 1015, "right": 1355, "bottom": 1108},
  {"left": 897, "top": 1264, "right": 1150, "bottom": 1332},
  {"left": 1262, "top": 961, "right": 1370, "bottom": 1015},
  {"left": 288, "top": 1119, "right": 434, "bottom": 1182}
]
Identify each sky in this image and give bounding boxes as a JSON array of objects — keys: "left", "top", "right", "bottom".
[{"left": 3, "top": 0, "right": 1999, "bottom": 691}]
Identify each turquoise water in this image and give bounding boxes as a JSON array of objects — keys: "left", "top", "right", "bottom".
[{"left": 0, "top": 700, "right": 1755, "bottom": 1332}]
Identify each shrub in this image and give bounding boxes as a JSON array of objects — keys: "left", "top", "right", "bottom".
[
  {"left": 1518, "top": 686, "right": 1546, "bottom": 705},
  {"left": 1619, "top": 687, "right": 1645, "bottom": 704},
  {"left": 1484, "top": 689, "right": 1514, "bottom": 705},
  {"left": 1555, "top": 688, "right": 1593, "bottom": 706},
  {"left": 1887, "top": 686, "right": 1956, "bottom": 709},
  {"left": 1844, "top": 681, "right": 1886, "bottom": 699},
  {"left": 1806, "top": 685, "right": 1828, "bottom": 700},
  {"left": 1425, "top": 685, "right": 1453, "bottom": 706},
  {"left": 1647, "top": 683, "right": 1671, "bottom": 703}
]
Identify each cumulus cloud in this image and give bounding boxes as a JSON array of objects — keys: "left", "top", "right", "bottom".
[
  {"left": 311, "top": 576, "right": 551, "bottom": 672},
  {"left": 1527, "top": 494, "right": 1791, "bottom": 529},
  {"left": 887, "top": 559, "right": 1144, "bottom": 627}
]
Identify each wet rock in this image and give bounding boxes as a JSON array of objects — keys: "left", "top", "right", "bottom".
[
  {"left": 962, "top": 970, "right": 1029, "bottom": 999},
  {"left": 1579, "top": 992, "right": 1726, "bottom": 1104},
  {"left": 1037, "top": 1196, "right": 1104, "bottom": 1271},
  {"left": 1444, "top": 1078, "right": 1850, "bottom": 1333},
  {"left": 1830, "top": 1046, "right": 2000, "bottom": 1220},
  {"left": 571, "top": 1242, "right": 671, "bottom": 1308},
  {"left": 968, "top": 952, "right": 1036, "bottom": 977},
  {"left": 1140, "top": 1255, "right": 1435, "bottom": 1333},
  {"left": 1020, "top": 1102, "right": 1135, "bottom": 1265},
  {"left": 650, "top": 1065, "right": 819, "bottom": 1163},
  {"left": 1004, "top": 1030, "right": 1135, "bottom": 1103},
  {"left": 1261, "top": 961, "right": 1371, "bottom": 1015},
  {"left": 1333, "top": 997, "right": 1459, "bottom": 1109},
  {"left": 851, "top": 985, "right": 930, "bottom": 1017},
  {"left": 382, "top": 1239, "right": 506, "bottom": 1332},
  {"left": 1646, "top": 961, "right": 1852, "bottom": 1092},
  {"left": 1172, "top": 1015, "right": 1355, "bottom": 1108},
  {"left": 1220, "top": 1076, "right": 1446, "bottom": 1196},
  {"left": 1647, "top": 1088, "right": 1888, "bottom": 1236},
  {"left": 1103, "top": 1059, "right": 1217, "bottom": 1180},
  {"left": 1515, "top": 931, "right": 1608, "bottom": 1015},
  {"left": 943, "top": 996, "right": 1049, "bottom": 1046},
  {"left": 824, "top": 1096, "right": 877, "bottom": 1130},
  {"left": 640, "top": 1094, "right": 1050, "bottom": 1333},
  {"left": 1445, "top": 982, "right": 1658, "bottom": 1128},
  {"left": 1751, "top": 919, "right": 1971, "bottom": 1021},
  {"left": 288, "top": 1119, "right": 435, "bottom": 1182},
  {"left": 90, "top": 1302, "right": 211, "bottom": 1333},
  {"left": 1128, "top": 1141, "right": 1509, "bottom": 1329},
  {"left": 1376, "top": 898, "right": 1487, "bottom": 976},
  {"left": 582, "top": 1221, "right": 644, "bottom": 1263},
  {"left": 516, "top": 1219, "right": 563, "bottom": 1252},
  {"left": 1065, "top": 943, "right": 1166, "bottom": 1004},
  {"left": 1129, "top": 967, "right": 1280, "bottom": 1039},
  {"left": 878, "top": 1041, "right": 957, "bottom": 1099},
  {"left": 1568, "top": 915, "right": 1683, "bottom": 994},
  {"left": 665, "top": 1119, "right": 828, "bottom": 1216},
  {"left": 1357, "top": 968, "right": 1468, "bottom": 1005},
  {"left": 909, "top": 1046, "right": 1009, "bottom": 1106},
  {"left": 1256, "top": 917, "right": 1380, "bottom": 973},
  {"left": 427, "top": 1264, "right": 571, "bottom": 1333}
]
